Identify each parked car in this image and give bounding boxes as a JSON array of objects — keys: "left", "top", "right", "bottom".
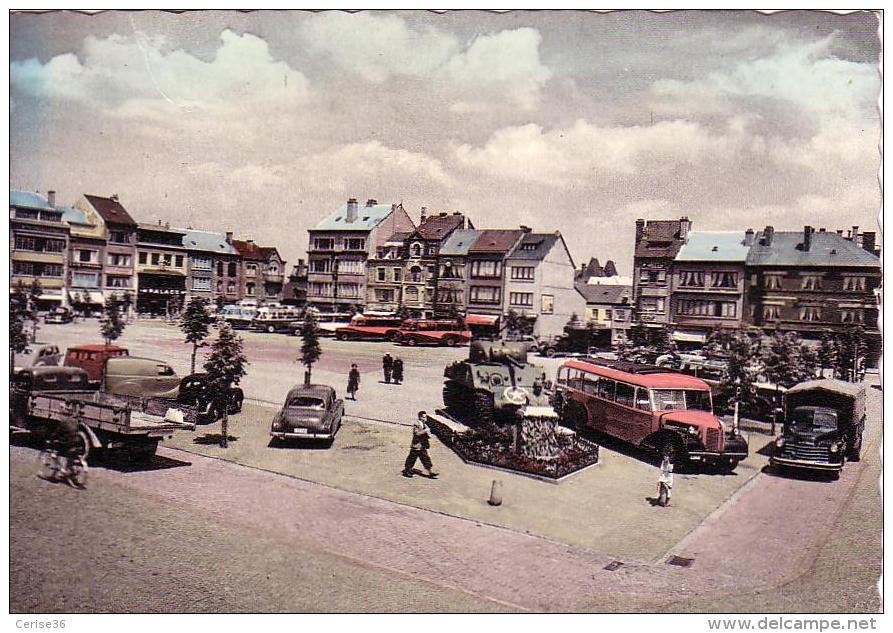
[
  {"left": 103, "top": 356, "right": 181, "bottom": 398},
  {"left": 13, "top": 344, "right": 63, "bottom": 373},
  {"left": 177, "top": 373, "right": 244, "bottom": 423},
  {"left": 64, "top": 345, "right": 129, "bottom": 383},
  {"left": 44, "top": 307, "right": 74, "bottom": 324},
  {"left": 270, "top": 384, "right": 343, "bottom": 443}
]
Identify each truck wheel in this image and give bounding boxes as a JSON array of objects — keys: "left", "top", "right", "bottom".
[{"left": 848, "top": 432, "right": 863, "bottom": 462}]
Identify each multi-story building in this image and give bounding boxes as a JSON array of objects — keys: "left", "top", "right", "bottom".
[
  {"left": 258, "top": 246, "right": 286, "bottom": 302},
  {"left": 632, "top": 217, "right": 690, "bottom": 325},
  {"left": 465, "top": 229, "right": 525, "bottom": 318},
  {"left": 503, "top": 231, "right": 586, "bottom": 339},
  {"left": 433, "top": 228, "right": 481, "bottom": 318},
  {"left": 135, "top": 223, "right": 188, "bottom": 315},
  {"left": 365, "top": 231, "right": 413, "bottom": 314},
  {"left": 231, "top": 239, "right": 285, "bottom": 304},
  {"left": 282, "top": 260, "right": 309, "bottom": 307},
  {"left": 306, "top": 198, "right": 415, "bottom": 312},
  {"left": 10, "top": 190, "right": 70, "bottom": 310},
  {"left": 745, "top": 225, "right": 881, "bottom": 365},
  {"left": 75, "top": 194, "right": 138, "bottom": 310},
  {"left": 181, "top": 228, "right": 241, "bottom": 305},
  {"left": 401, "top": 210, "right": 469, "bottom": 318},
  {"left": 669, "top": 230, "right": 752, "bottom": 344},
  {"left": 60, "top": 204, "right": 106, "bottom": 315},
  {"left": 575, "top": 282, "right": 633, "bottom": 346}
]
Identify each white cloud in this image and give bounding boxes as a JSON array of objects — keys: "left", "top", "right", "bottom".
[{"left": 10, "top": 29, "right": 310, "bottom": 120}]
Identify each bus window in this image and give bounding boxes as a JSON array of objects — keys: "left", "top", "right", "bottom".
[
  {"left": 568, "top": 369, "right": 584, "bottom": 391},
  {"left": 598, "top": 379, "right": 616, "bottom": 401},
  {"left": 685, "top": 390, "right": 712, "bottom": 412},
  {"left": 616, "top": 382, "right": 635, "bottom": 408},
  {"left": 635, "top": 387, "right": 652, "bottom": 411},
  {"left": 653, "top": 389, "right": 686, "bottom": 411},
  {"left": 581, "top": 372, "right": 599, "bottom": 395}
]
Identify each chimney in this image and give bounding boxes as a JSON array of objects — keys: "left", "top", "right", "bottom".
[
  {"left": 852, "top": 226, "right": 859, "bottom": 241},
  {"left": 763, "top": 226, "right": 775, "bottom": 246},
  {"left": 837, "top": 229, "right": 844, "bottom": 236},
  {"left": 520, "top": 225, "right": 532, "bottom": 233},
  {"left": 679, "top": 216, "right": 691, "bottom": 239},
  {"left": 803, "top": 225, "right": 814, "bottom": 251},
  {"left": 439, "top": 212, "right": 448, "bottom": 217},
  {"left": 225, "top": 231, "right": 233, "bottom": 244},
  {"left": 862, "top": 231, "right": 877, "bottom": 254},
  {"left": 819, "top": 227, "right": 826, "bottom": 232},
  {"left": 247, "top": 239, "right": 254, "bottom": 246},
  {"left": 164, "top": 221, "right": 170, "bottom": 229},
  {"left": 47, "top": 190, "right": 56, "bottom": 207},
  {"left": 366, "top": 198, "right": 377, "bottom": 207},
  {"left": 346, "top": 198, "right": 358, "bottom": 223},
  {"left": 110, "top": 194, "right": 119, "bottom": 201},
  {"left": 744, "top": 228, "right": 754, "bottom": 246},
  {"left": 635, "top": 219, "right": 645, "bottom": 244},
  {"left": 420, "top": 206, "right": 428, "bottom": 223}
]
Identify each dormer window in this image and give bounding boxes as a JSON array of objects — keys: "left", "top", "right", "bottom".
[{"left": 410, "top": 243, "right": 422, "bottom": 257}]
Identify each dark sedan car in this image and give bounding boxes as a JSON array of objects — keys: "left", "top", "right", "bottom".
[
  {"left": 177, "top": 373, "right": 244, "bottom": 424},
  {"left": 270, "top": 384, "right": 344, "bottom": 443}
]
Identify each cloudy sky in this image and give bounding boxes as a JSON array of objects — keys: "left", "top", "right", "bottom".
[{"left": 10, "top": 10, "right": 881, "bottom": 273}]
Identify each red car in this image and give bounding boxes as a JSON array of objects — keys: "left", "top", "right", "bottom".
[
  {"left": 335, "top": 316, "right": 404, "bottom": 341},
  {"left": 395, "top": 319, "right": 472, "bottom": 347}
]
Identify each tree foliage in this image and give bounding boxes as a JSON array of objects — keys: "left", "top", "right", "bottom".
[
  {"left": 100, "top": 293, "right": 126, "bottom": 346},
  {"left": 299, "top": 310, "right": 322, "bottom": 384},
  {"left": 203, "top": 324, "right": 248, "bottom": 448},
  {"left": 716, "top": 328, "right": 763, "bottom": 412},
  {"left": 180, "top": 297, "right": 213, "bottom": 374},
  {"left": 761, "top": 331, "right": 817, "bottom": 389}
]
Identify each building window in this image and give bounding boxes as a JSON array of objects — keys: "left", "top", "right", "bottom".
[
  {"left": 192, "top": 256, "right": 212, "bottom": 270},
  {"left": 313, "top": 238, "right": 335, "bottom": 251},
  {"left": 614, "top": 310, "right": 626, "bottom": 322},
  {"left": 470, "top": 286, "right": 500, "bottom": 304},
  {"left": 441, "top": 263, "right": 461, "bottom": 279},
  {"left": 109, "top": 231, "right": 131, "bottom": 244},
  {"left": 71, "top": 272, "right": 99, "bottom": 288},
  {"left": 375, "top": 289, "right": 394, "bottom": 303},
  {"left": 345, "top": 238, "right": 366, "bottom": 251},
  {"left": 78, "top": 249, "right": 98, "bottom": 263},
  {"left": 541, "top": 294, "right": 554, "bottom": 314},
  {"left": 162, "top": 253, "right": 172, "bottom": 267},
  {"left": 139, "top": 252, "right": 148, "bottom": 265},
  {"left": 149, "top": 253, "right": 159, "bottom": 266},
  {"left": 639, "top": 267, "right": 666, "bottom": 284},
  {"left": 406, "top": 287, "right": 419, "bottom": 301},
  {"left": 762, "top": 305, "right": 781, "bottom": 320},
  {"left": 640, "top": 297, "right": 665, "bottom": 313},
  {"left": 409, "top": 266, "right": 423, "bottom": 283},
  {"left": 509, "top": 292, "right": 533, "bottom": 307},
  {"left": 246, "top": 264, "right": 258, "bottom": 276},
  {"left": 510, "top": 266, "right": 535, "bottom": 281},
  {"left": 14, "top": 235, "right": 66, "bottom": 252},
  {"left": 310, "top": 259, "right": 330, "bottom": 273},
  {"left": 108, "top": 253, "right": 131, "bottom": 267},
  {"left": 840, "top": 309, "right": 865, "bottom": 324},
  {"left": 227, "top": 282, "right": 236, "bottom": 294},
  {"left": 377, "top": 267, "right": 386, "bottom": 282},
  {"left": 337, "top": 260, "right": 364, "bottom": 275},
  {"left": 710, "top": 271, "right": 738, "bottom": 288},
  {"left": 679, "top": 270, "right": 705, "bottom": 288},
  {"left": 801, "top": 275, "right": 823, "bottom": 291},
  {"left": 799, "top": 306, "right": 822, "bottom": 321},
  {"left": 106, "top": 275, "right": 131, "bottom": 288},
  {"left": 246, "top": 282, "right": 256, "bottom": 296},
  {"left": 437, "top": 289, "right": 462, "bottom": 304},
  {"left": 677, "top": 299, "right": 737, "bottom": 317},
  {"left": 764, "top": 274, "right": 784, "bottom": 289},
  {"left": 175, "top": 255, "right": 184, "bottom": 268},
  {"left": 228, "top": 262, "right": 237, "bottom": 277},
  {"left": 13, "top": 262, "right": 63, "bottom": 277},
  {"left": 425, "top": 244, "right": 437, "bottom": 256},
  {"left": 340, "top": 283, "right": 361, "bottom": 299},
  {"left": 410, "top": 243, "right": 422, "bottom": 257},
  {"left": 394, "top": 268, "right": 402, "bottom": 282},
  {"left": 471, "top": 260, "right": 501, "bottom": 278},
  {"left": 843, "top": 276, "right": 867, "bottom": 291},
  {"left": 309, "top": 282, "right": 332, "bottom": 297},
  {"left": 192, "top": 277, "right": 212, "bottom": 291},
  {"left": 216, "top": 280, "right": 223, "bottom": 292}
]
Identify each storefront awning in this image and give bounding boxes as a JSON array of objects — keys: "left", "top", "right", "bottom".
[
  {"left": 68, "top": 290, "right": 105, "bottom": 305},
  {"left": 465, "top": 314, "right": 499, "bottom": 326},
  {"left": 37, "top": 293, "right": 63, "bottom": 302},
  {"left": 672, "top": 330, "right": 707, "bottom": 344}
]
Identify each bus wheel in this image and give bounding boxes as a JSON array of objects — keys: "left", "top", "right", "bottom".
[
  {"left": 266, "top": 324, "right": 276, "bottom": 334},
  {"left": 405, "top": 337, "right": 417, "bottom": 347},
  {"left": 337, "top": 332, "right": 350, "bottom": 341},
  {"left": 444, "top": 336, "right": 457, "bottom": 347}
]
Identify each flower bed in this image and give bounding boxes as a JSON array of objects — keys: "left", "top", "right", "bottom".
[{"left": 429, "top": 417, "right": 600, "bottom": 481}]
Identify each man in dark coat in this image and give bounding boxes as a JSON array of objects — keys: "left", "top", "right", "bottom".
[
  {"left": 347, "top": 363, "right": 360, "bottom": 400},
  {"left": 382, "top": 353, "right": 394, "bottom": 383},
  {"left": 402, "top": 410, "right": 437, "bottom": 478},
  {"left": 392, "top": 357, "right": 404, "bottom": 385}
]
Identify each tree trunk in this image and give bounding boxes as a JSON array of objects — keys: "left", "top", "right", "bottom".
[
  {"left": 190, "top": 345, "right": 197, "bottom": 375},
  {"left": 220, "top": 410, "right": 229, "bottom": 448},
  {"left": 304, "top": 368, "right": 312, "bottom": 386}
]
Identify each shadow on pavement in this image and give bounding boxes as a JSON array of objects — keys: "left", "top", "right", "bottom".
[
  {"left": 95, "top": 452, "right": 192, "bottom": 473},
  {"left": 761, "top": 463, "right": 839, "bottom": 483},
  {"left": 268, "top": 437, "right": 334, "bottom": 450},
  {"left": 194, "top": 433, "right": 239, "bottom": 445}
]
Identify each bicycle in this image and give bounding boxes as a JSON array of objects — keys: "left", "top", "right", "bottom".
[{"left": 39, "top": 445, "right": 88, "bottom": 489}]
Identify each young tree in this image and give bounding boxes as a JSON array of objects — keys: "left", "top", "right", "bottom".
[
  {"left": 818, "top": 331, "right": 838, "bottom": 378},
  {"left": 26, "top": 280, "right": 43, "bottom": 343},
  {"left": 100, "top": 293, "right": 126, "bottom": 346},
  {"left": 203, "top": 324, "right": 248, "bottom": 448},
  {"left": 180, "top": 297, "right": 213, "bottom": 374},
  {"left": 10, "top": 284, "right": 32, "bottom": 373},
  {"left": 299, "top": 310, "right": 322, "bottom": 385},
  {"left": 504, "top": 309, "right": 525, "bottom": 340},
  {"left": 835, "top": 325, "right": 867, "bottom": 382},
  {"left": 717, "top": 328, "right": 762, "bottom": 415}
]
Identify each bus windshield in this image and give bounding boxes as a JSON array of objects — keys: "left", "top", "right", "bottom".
[{"left": 652, "top": 389, "right": 712, "bottom": 412}]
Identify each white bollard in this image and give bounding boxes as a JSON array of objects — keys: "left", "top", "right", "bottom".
[{"left": 488, "top": 479, "right": 503, "bottom": 506}]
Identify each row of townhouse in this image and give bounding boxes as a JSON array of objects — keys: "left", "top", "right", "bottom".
[
  {"left": 306, "top": 198, "right": 585, "bottom": 338},
  {"left": 631, "top": 217, "right": 881, "bottom": 363},
  {"left": 10, "top": 189, "right": 293, "bottom": 315}
]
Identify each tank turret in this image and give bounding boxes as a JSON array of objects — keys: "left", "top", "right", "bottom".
[{"left": 443, "top": 339, "right": 553, "bottom": 425}]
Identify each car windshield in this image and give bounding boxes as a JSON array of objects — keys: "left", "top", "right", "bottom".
[
  {"left": 790, "top": 408, "right": 838, "bottom": 433},
  {"left": 652, "top": 389, "right": 712, "bottom": 412},
  {"left": 288, "top": 397, "right": 325, "bottom": 409}
]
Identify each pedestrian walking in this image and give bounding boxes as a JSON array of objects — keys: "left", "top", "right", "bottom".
[
  {"left": 657, "top": 454, "right": 673, "bottom": 507},
  {"left": 347, "top": 363, "right": 360, "bottom": 400},
  {"left": 392, "top": 357, "right": 404, "bottom": 385},
  {"left": 382, "top": 352, "right": 394, "bottom": 383},
  {"left": 402, "top": 410, "right": 438, "bottom": 478}
]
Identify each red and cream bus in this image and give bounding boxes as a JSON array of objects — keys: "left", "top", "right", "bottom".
[{"left": 553, "top": 358, "right": 748, "bottom": 470}]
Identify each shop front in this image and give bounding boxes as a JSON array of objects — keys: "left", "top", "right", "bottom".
[{"left": 137, "top": 271, "right": 186, "bottom": 316}]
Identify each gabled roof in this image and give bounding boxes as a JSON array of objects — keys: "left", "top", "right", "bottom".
[
  {"left": 258, "top": 246, "right": 282, "bottom": 261},
  {"left": 414, "top": 213, "right": 465, "bottom": 241},
  {"left": 507, "top": 232, "right": 559, "bottom": 261},
  {"left": 439, "top": 229, "right": 482, "bottom": 256},
  {"left": 10, "top": 190, "right": 54, "bottom": 211},
  {"left": 574, "top": 281, "right": 632, "bottom": 305},
  {"left": 676, "top": 231, "right": 750, "bottom": 262},
  {"left": 635, "top": 219, "right": 685, "bottom": 258},
  {"left": 470, "top": 229, "right": 524, "bottom": 254},
  {"left": 232, "top": 239, "right": 263, "bottom": 260},
  {"left": 83, "top": 194, "right": 137, "bottom": 227},
  {"left": 746, "top": 231, "right": 880, "bottom": 268},
  {"left": 179, "top": 228, "right": 239, "bottom": 255},
  {"left": 312, "top": 202, "right": 401, "bottom": 232}
]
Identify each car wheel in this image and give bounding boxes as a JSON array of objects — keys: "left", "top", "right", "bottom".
[
  {"left": 228, "top": 392, "right": 244, "bottom": 415},
  {"left": 545, "top": 347, "right": 557, "bottom": 358},
  {"left": 337, "top": 332, "right": 350, "bottom": 341},
  {"left": 266, "top": 324, "right": 276, "bottom": 334}
]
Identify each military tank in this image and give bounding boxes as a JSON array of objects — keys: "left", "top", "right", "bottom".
[{"left": 443, "top": 340, "right": 554, "bottom": 425}]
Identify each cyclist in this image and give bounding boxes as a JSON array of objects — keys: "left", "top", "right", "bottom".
[{"left": 47, "top": 404, "right": 83, "bottom": 478}]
